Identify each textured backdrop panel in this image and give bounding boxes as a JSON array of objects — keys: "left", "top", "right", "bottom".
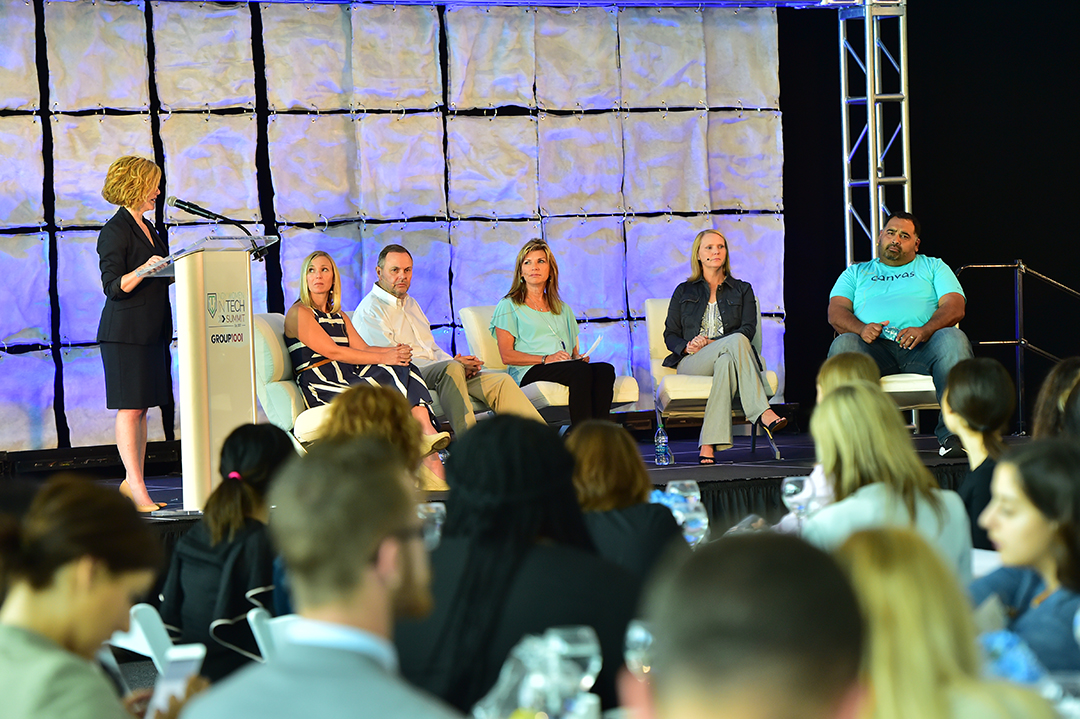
[
  {"left": 711, "top": 214, "right": 786, "bottom": 313},
  {"left": 542, "top": 216, "right": 626, "bottom": 320},
  {"left": 52, "top": 114, "right": 155, "bottom": 226},
  {"left": 0, "top": 1, "right": 39, "bottom": 111},
  {"left": 577, "top": 320, "right": 633, "bottom": 378},
  {"left": 0, "top": 234, "right": 51, "bottom": 345},
  {"left": 358, "top": 113, "right": 446, "bottom": 220},
  {"left": 707, "top": 111, "right": 783, "bottom": 211},
  {"left": 358, "top": 222, "right": 452, "bottom": 325},
  {"left": 269, "top": 113, "right": 359, "bottom": 223},
  {"left": 450, "top": 220, "right": 541, "bottom": 315},
  {"left": 623, "top": 111, "right": 709, "bottom": 214},
  {"left": 56, "top": 230, "right": 102, "bottom": 346},
  {"left": 447, "top": 115, "right": 538, "bottom": 219},
  {"left": 535, "top": 7, "right": 619, "bottom": 111},
  {"left": 446, "top": 6, "right": 535, "bottom": 111},
  {"left": 161, "top": 113, "right": 260, "bottom": 222},
  {"left": 0, "top": 351, "right": 57, "bottom": 451},
  {"left": 0, "top": 116, "right": 45, "bottom": 228},
  {"left": 704, "top": 8, "right": 779, "bottom": 109},
  {"left": 261, "top": 3, "right": 351, "bottom": 111},
  {"left": 538, "top": 112, "right": 624, "bottom": 216},
  {"left": 619, "top": 7, "right": 706, "bottom": 109},
  {"left": 45, "top": 0, "right": 149, "bottom": 112},
  {"left": 625, "top": 214, "right": 703, "bottom": 318},
  {"left": 351, "top": 5, "right": 441, "bottom": 111},
  {"left": 279, "top": 224, "right": 363, "bottom": 310},
  {"left": 153, "top": 2, "right": 255, "bottom": 111}
]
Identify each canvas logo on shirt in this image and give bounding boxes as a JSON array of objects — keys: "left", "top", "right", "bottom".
[{"left": 870, "top": 271, "right": 916, "bottom": 282}]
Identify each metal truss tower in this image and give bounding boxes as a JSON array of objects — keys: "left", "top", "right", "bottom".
[{"left": 839, "top": 0, "right": 910, "bottom": 265}]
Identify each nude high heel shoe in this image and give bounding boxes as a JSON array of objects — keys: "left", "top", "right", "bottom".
[{"left": 119, "top": 479, "right": 167, "bottom": 513}]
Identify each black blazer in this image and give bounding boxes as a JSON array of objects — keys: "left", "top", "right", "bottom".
[
  {"left": 96, "top": 208, "right": 173, "bottom": 345},
  {"left": 663, "top": 275, "right": 759, "bottom": 368}
]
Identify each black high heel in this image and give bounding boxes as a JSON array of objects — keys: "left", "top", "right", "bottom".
[{"left": 757, "top": 415, "right": 788, "bottom": 440}]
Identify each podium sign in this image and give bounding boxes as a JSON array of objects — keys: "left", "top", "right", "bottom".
[{"left": 172, "top": 236, "right": 277, "bottom": 509}]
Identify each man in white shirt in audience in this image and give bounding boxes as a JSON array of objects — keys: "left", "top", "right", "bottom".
[
  {"left": 620, "top": 533, "right": 865, "bottom": 719},
  {"left": 354, "top": 244, "right": 544, "bottom": 436},
  {"left": 180, "top": 438, "right": 461, "bottom": 719}
]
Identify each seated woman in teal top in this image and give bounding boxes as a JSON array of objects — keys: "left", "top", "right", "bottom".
[{"left": 490, "top": 239, "right": 615, "bottom": 426}]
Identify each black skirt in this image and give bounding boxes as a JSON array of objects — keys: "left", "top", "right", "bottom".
[{"left": 100, "top": 340, "right": 173, "bottom": 410}]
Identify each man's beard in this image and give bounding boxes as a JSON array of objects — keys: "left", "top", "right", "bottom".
[{"left": 393, "top": 551, "right": 434, "bottom": 619}]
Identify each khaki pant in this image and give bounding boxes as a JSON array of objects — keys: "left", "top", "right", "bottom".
[{"left": 420, "top": 359, "right": 544, "bottom": 436}]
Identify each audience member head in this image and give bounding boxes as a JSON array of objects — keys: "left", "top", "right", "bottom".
[
  {"left": 1032, "top": 357, "right": 1080, "bottom": 438},
  {"left": 203, "top": 423, "right": 294, "bottom": 545},
  {"left": 979, "top": 438, "right": 1080, "bottom": 593},
  {"left": 811, "top": 380, "right": 941, "bottom": 519},
  {"left": 298, "top": 250, "right": 343, "bottom": 313},
  {"left": 816, "top": 352, "right": 881, "bottom": 403},
  {"left": 625, "top": 533, "right": 863, "bottom": 719},
  {"left": 941, "top": 358, "right": 1015, "bottom": 460},
  {"left": 321, "top": 384, "right": 424, "bottom": 470},
  {"left": 101, "top": 155, "right": 161, "bottom": 208},
  {"left": 566, "top": 420, "right": 652, "bottom": 512},
  {"left": 505, "top": 238, "right": 564, "bottom": 313},
  {"left": 0, "top": 475, "right": 163, "bottom": 658},
  {"left": 269, "top": 438, "right": 430, "bottom": 619},
  {"left": 1064, "top": 383, "right": 1080, "bottom": 439},
  {"left": 835, "top": 528, "right": 977, "bottom": 719},
  {"left": 688, "top": 229, "right": 731, "bottom": 281}
]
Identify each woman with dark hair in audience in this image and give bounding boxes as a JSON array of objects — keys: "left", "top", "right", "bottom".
[
  {"left": 663, "top": 229, "right": 786, "bottom": 464},
  {"left": 940, "top": 358, "right": 1016, "bottom": 550},
  {"left": 565, "top": 420, "right": 686, "bottom": 580},
  {"left": 394, "top": 415, "right": 638, "bottom": 712},
  {"left": 971, "top": 438, "right": 1080, "bottom": 672},
  {"left": 159, "top": 423, "right": 294, "bottom": 682},
  {"left": 1032, "top": 357, "right": 1080, "bottom": 438},
  {"left": 836, "top": 528, "right": 1054, "bottom": 719},
  {"left": 285, "top": 250, "right": 449, "bottom": 456},
  {"left": 803, "top": 380, "right": 972, "bottom": 583},
  {"left": 0, "top": 474, "right": 202, "bottom": 718},
  {"left": 490, "top": 239, "right": 616, "bottom": 425}
]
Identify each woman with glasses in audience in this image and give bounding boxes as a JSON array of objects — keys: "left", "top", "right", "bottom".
[
  {"left": 940, "top": 358, "right": 1016, "bottom": 550},
  {"left": 662, "top": 229, "right": 786, "bottom": 464},
  {"left": 803, "top": 380, "right": 972, "bottom": 583},
  {"left": 836, "top": 527, "right": 1054, "bottom": 719},
  {"left": 971, "top": 438, "right": 1080, "bottom": 672},
  {"left": 285, "top": 250, "right": 449, "bottom": 456},
  {"left": 490, "top": 239, "right": 615, "bottom": 426}
]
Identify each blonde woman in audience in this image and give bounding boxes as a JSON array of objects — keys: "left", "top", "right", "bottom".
[
  {"left": 803, "top": 380, "right": 972, "bottom": 583},
  {"left": 320, "top": 383, "right": 447, "bottom": 491},
  {"left": 565, "top": 420, "right": 686, "bottom": 579},
  {"left": 0, "top": 475, "right": 204, "bottom": 719},
  {"left": 815, "top": 351, "right": 881, "bottom": 403},
  {"left": 835, "top": 527, "right": 1054, "bottom": 719}
]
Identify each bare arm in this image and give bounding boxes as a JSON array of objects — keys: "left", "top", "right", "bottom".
[
  {"left": 292, "top": 304, "right": 408, "bottom": 365},
  {"left": 495, "top": 327, "right": 570, "bottom": 366},
  {"left": 828, "top": 295, "right": 887, "bottom": 343},
  {"left": 897, "top": 292, "right": 966, "bottom": 349}
]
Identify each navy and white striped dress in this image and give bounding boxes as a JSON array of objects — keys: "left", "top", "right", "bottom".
[{"left": 288, "top": 308, "right": 433, "bottom": 409}]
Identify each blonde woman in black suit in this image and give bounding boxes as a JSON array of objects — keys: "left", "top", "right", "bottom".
[{"left": 96, "top": 156, "right": 172, "bottom": 512}]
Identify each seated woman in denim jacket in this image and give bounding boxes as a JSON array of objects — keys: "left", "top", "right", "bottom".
[
  {"left": 663, "top": 229, "right": 786, "bottom": 463},
  {"left": 971, "top": 438, "right": 1080, "bottom": 672}
]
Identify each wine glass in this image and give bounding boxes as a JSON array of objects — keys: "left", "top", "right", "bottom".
[
  {"left": 546, "top": 625, "right": 603, "bottom": 693},
  {"left": 624, "top": 620, "right": 653, "bottom": 680},
  {"left": 780, "top": 476, "right": 817, "bottom": 530},
  {"left": 666, "top": 480, "right": 701, "bottom": 503},
  {"left": 417, "top": 501, "right": 446, "bottom": 551}
]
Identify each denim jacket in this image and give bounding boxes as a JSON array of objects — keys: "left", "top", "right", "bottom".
[{"left": 662, "top": 276, "right": 759, "bottom": 368}]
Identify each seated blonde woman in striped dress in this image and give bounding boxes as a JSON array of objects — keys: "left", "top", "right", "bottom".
[{"left": 284, "top": 251, "right": 449, "bottom": 459}]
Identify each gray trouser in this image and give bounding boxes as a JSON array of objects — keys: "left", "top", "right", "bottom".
[
  {"left": 420, "top": 359, "right": 544, "bottom": 436},
  {"left": 676, "top": 333, "right": 771, "bottom": 449}
]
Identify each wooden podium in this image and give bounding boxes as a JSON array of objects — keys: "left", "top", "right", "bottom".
[{"left": 148, "top": 236, "right": 278, "bottom": 509}]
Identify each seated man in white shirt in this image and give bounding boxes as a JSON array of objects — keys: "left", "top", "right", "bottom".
[
  {"left": 180, "top": 438, "right": 461, "bottom": 719},
  {"left": 354, "top": 245, "right": 544, "bottom": 436}
]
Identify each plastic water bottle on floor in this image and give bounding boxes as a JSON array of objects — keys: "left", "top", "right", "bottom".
[{"left": 654, "top": 423, "right": 673, "bottom": 465}]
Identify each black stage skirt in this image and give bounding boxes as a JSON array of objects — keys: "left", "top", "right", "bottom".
[{"left": 100, "top": 340, "right": 173, "bottom": 410}]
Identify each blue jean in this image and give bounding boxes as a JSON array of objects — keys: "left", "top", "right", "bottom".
[{"left": 827, "top": 327, "right": 973, "bottom": 443}]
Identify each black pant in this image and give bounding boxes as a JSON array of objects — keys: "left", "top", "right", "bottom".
[{"left": 521, "top": 360, "right": 616, "bottom": 425}]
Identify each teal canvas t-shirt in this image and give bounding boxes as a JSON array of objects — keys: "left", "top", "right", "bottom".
[{"left": 829, "top": 255, "right": 964, "bottom": 330}]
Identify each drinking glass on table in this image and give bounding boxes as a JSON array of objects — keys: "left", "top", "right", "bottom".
[
  {"left": 624, "top": 620, "right": 654, "bottom": 680},
  {"left": 546, "top": 625, "right": 603, "bottom": 694},
  {"left": 780, "top": 477, "right": 817, "bottom": 531},
  {"left": 417, "top": 501, "right": 446, "bottom": 551}
]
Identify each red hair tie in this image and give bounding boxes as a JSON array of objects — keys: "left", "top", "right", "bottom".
[{"left": 228, "top": 471, "right": 243, "bottom": 482}]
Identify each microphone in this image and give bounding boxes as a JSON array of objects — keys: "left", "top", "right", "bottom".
[
  {"left": 165, "top": 196, "right": 264, "bottom": 260},
  {"left": 166, "top": 196, "right": 230, "bottom": 222}
]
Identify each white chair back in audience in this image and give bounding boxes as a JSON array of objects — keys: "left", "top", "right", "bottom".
[
  {"left": 108, "top": 603, "right": 205, "bottom": 675},
  {"left": 247, "top": 607, "right": 301, "bottom": 663}
]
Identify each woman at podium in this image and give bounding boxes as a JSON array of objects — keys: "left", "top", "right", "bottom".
[
  {"left": 96, "top": 156, "right": 172, "bottom": 512},
  {"left": 284, "top": 251, "right": 448, "bottom": 451}
]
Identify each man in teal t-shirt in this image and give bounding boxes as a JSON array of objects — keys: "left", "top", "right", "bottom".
[{"left": 827, "top": 211, "right": 973, "bottom": 455}]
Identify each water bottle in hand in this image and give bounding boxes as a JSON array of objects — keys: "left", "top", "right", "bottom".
[{"left": 654, "top": 425, "right": 673, "bottom": 465}]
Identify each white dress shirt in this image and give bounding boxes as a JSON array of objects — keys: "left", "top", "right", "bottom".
[{"left": 354, "top": 283, "right": 452, "bottom": 369}]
